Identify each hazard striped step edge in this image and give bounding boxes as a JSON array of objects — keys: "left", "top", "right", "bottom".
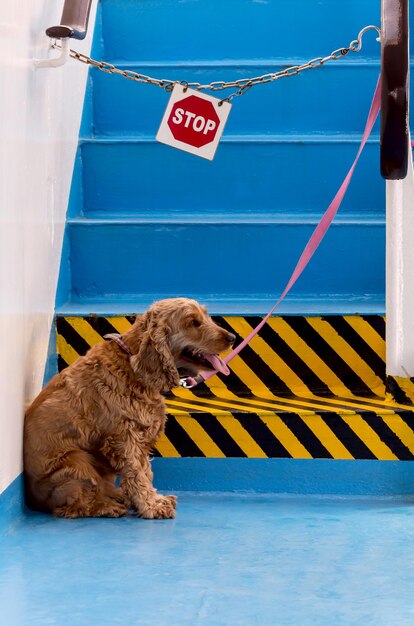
[{"left": 55, "top": 314, "right": 414, "bottom": 460}]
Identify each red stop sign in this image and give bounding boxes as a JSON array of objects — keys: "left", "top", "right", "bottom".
[{"left": 167, "top": 95, "right": 221, "bottom": 148}]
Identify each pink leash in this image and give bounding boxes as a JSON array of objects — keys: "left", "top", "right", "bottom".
[{"left": 182, "top": 76, "right": 382, "bottom": 389}]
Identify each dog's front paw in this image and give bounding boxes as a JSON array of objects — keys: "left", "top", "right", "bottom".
[{"left": 139, "top": 494, "right": 177, "bottom": 519}]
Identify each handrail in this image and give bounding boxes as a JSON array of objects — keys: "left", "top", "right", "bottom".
[
  {"left": 380, "top": 0, "right": 410, "bottom": 180},
  {"left": 45, "top": 0, "right": 92, "bottom": 40}
]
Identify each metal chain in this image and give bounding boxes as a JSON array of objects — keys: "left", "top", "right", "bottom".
[{"left": 54, "top": 25, "right": 380, "bottom": 103}]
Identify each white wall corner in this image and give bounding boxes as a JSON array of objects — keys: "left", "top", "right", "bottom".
[{"left": 386, "top": 139, "right": 414, "bottom": 377}]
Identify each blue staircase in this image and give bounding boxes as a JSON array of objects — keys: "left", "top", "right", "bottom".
[{"left": 57, "top": 0, "right": 384, "bottom": 316}]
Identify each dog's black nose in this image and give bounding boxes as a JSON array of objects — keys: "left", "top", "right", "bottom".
[{"left": 227, "top": 332, "right": 236, "bottom": 345}]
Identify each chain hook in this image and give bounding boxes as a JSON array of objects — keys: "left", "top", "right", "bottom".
[
  {"left": 34, "top": 37, "right": 70, "bottom": 68},
  {"left": 351, "top": 25, "right": 382, "bottom": 52}
]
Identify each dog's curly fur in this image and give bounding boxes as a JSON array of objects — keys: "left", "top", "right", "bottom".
[{"left": 24, "top": 298, "right": 234, "bottom": 519}]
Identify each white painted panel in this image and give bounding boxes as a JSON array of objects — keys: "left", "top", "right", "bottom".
[
  {"left": 0, "top": 0, "right": 97, "bottom": 494},
  {"left": 386, "top": 140, "right": 414, "bottom": 376}
]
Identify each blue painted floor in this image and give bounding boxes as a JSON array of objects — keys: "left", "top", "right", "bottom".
[{"left": 2, "top": 493, "right": 414, "bottom": 625}]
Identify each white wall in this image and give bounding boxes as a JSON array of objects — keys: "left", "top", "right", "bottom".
[
  {"left": 0, "top": 0, "right": 97, "bottom": 495},
  {"left": 386, "top": 141, "right": 414, "bottom": 376}
]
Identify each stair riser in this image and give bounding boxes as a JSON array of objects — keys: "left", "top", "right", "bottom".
[
  {"left": 101, "top": 0, "right": 380, "bottom": 62},
  {"left": 55, "top": 313, "right": 414, "bottom": 462},
  {"left": 77, "top": 142, "right": 384, "bottom": 217},
  {"left": 64, "top": 222, "right": 384, "bottom": 302},
  {"left": 90, "top": 66, "right": 381, "bottom": 136},
  {"left": 152, "top": 459, "right": 414, "bottom": 494}
]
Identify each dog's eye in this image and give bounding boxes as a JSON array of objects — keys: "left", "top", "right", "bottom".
[{"left": 191, "top": 319, "right": 201, "bottom": 328}]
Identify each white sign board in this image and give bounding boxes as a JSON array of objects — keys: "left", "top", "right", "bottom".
[{"left": 156, "top": 85, "right": 232, "bottom": 161}]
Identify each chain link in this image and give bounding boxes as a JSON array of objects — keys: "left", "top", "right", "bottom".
[{"left": 54, "top": 25, "right": 380, "bottom": 103}]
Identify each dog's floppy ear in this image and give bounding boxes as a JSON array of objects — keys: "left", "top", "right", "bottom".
[{"left": 130, "top": 309, "right": 179, "bottom": 391}]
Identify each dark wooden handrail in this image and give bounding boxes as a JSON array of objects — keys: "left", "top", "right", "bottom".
[
  {"left": 46, "top": 0, "right": 92, "bottom": 40},
  {"left": 381, "top": 0, "right": 410, "bottom": 180}
]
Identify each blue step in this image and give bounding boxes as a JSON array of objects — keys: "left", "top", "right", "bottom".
[
  {"left": 89, "top": 66, "right": 381, "bottom": 137},
  {"left": 57, "top": 218, "right": 384, "bottom": 314},
  {"left": 99, "top": 0, "right": 380, "bottom": 63},
  {"left": 73, "top": 140, "right": 383, "bottom": 217}
]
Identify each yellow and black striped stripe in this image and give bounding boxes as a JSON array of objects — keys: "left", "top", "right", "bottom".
[{"left": 55, "top": 315, "right": 414, "bottom": 461}]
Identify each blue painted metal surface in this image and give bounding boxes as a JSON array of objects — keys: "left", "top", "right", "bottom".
[
  {"left": 100, "top": 0, "right": 381, "bottom": 62},
  {"left": 42, "top": 322, "right": 58, "bottom": 386},
  {"left": 63, "top": 220, "right": 384, "bottom": 308},
  {"left": 153, "top": 458, "right": 414, "bottom": 495},
  {"left": 75, "top": 140, "right": 383, "bottom": 217},
  {"left": 55, "top": 297, "right": 385, "bottom": 316},
  {"left": 57, "top": 0, "right": 399, "bottom": 314},
  {"left": 90, "top": 66, "right": 382, "bottom": 137},
  {"left": 0, "top": 476, "right": 24, "bottom": 537},
  {"left": 3, "top": 491, "right": 414, "bottom": 625}
]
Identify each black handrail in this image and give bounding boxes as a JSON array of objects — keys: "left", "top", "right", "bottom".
[
  {"left": 46, "top": 0, "right": 92, "bottom": 40},
  {"left": 380, "top": 0, "right": 410, "bottom": 180}
]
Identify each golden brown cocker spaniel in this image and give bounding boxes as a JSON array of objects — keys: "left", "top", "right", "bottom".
[{"left": 24, "top": 298, "right": 235, "bottom": 519}]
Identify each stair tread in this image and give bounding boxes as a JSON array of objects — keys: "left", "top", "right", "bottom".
[
  {"left": 67, "top": 214, "right": 385, "bottom": 225},
  {"left": 95, "top": 59, "right": 384, "bottom": 68},
  {"left": 79, "top": 134, "right": 382, "bottom": 144},
  {"left": 55, "top": 296, "right": 385, "bottom": 316}
]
